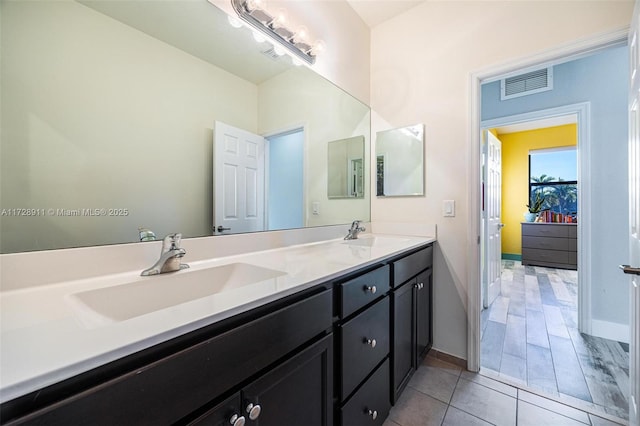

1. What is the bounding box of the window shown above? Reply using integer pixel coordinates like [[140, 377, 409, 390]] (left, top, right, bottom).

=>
[[529, 148, 577, 215]]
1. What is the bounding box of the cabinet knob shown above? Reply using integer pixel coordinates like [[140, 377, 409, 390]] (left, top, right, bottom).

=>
[[366, 409, 378, 420], [364, 337, 377, 348], [364, 285, 377, 294], [245, 403, 261, 420], [229, 414, 246, 426], [418, 282, 424, 290]]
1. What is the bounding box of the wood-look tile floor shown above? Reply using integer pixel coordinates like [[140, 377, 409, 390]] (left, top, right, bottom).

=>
[[480, 261, 629, 422], [383, 353, 627, 426]]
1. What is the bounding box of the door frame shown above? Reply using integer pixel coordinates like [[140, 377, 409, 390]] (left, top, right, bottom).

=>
[[466, 28, 628, 372], [481, 103, 590, 326]]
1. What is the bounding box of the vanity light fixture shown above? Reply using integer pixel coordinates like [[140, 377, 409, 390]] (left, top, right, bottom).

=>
[[230, 0, 322, 64]]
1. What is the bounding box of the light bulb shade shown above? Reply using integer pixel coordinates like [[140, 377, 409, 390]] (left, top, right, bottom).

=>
[[293, 26, 308, 44], [310, 39, 326, 56], [245, 0, 266, 12], [270, 8, 288, 29], [227, 15, 243, 28], [252, 31, 266, 43]]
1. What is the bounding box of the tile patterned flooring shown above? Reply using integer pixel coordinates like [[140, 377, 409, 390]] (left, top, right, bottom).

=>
[[383, 354, 627, 426], [381, 261, 630, 426]]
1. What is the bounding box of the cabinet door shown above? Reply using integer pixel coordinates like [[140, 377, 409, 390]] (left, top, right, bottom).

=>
[[415, 268, 432, 362], [241, 335, 333, 426], [392, 280, 415, 403]]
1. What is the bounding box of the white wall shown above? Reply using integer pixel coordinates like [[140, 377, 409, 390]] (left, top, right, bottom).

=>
[[371, 1, 633, 359], [0, 1, 257, 253]]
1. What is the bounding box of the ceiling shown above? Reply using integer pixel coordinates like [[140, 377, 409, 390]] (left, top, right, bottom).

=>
[[346, 0, 425, 27]]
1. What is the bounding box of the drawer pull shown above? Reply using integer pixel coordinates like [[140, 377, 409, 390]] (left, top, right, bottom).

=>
[[364, 285, 377, 294], [364, 337, 377, 348], [245, 403, 261, 420], [366, 409, 378, 420], [229, 414, 246, 426]]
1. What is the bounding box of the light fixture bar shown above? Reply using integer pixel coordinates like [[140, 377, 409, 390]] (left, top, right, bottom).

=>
[[230, 0, 316, 64]]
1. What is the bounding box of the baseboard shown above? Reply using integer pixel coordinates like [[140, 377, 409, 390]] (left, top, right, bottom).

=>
[[501, 253, 522, 261], [590, 319, 629, 343], [429, 348, 467, 370]]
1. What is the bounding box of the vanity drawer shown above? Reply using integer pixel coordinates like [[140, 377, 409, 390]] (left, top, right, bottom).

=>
[[341, 359, 390, 426], [12, 289, 333, 425], [339, 265, 390, 319], [340, 296, 390, 399], [393, 245, 433, 287]]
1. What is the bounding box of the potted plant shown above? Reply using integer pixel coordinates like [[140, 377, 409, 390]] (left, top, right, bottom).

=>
[[524, 192, 545, 222]]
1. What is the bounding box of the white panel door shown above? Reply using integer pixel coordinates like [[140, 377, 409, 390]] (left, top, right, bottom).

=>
[[483, 130, 504, 308], [626, 5, 640, 424], [214, 121, 265, 234]]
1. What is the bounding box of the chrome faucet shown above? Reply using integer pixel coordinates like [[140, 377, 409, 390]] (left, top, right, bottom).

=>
[[141, 233, 190, 276], [344, 220, 366, 240]]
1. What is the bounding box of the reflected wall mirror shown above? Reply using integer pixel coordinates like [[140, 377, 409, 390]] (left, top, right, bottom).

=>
[[0, 0, 371, 253], [327, 136, 365, 199], [376, 124, 425, 197]]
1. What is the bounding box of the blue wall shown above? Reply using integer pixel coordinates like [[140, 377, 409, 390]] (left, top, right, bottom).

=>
[[482, 45, 630, 331], [267, 131, 304, 230]]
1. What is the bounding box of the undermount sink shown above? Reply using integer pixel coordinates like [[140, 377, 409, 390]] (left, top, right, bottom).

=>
[[342, 236, 410, 247], [69, 263, 286, 322]]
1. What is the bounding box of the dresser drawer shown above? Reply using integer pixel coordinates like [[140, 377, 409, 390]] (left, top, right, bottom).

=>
[[340, 297, 390, 399], [339, 265, 390, 319], [341, 359, 390, 426], [568, 251, 577, 265], [393, 245, 433, 287], [522, 236, 568, 251], [568, 225, 577, 238], [522, 223, 569, 238], [522, 248, 569, 264], [568, 238, 577, 252]]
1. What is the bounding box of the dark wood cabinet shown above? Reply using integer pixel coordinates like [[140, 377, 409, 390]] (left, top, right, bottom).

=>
[[191, 335, 333, 426], [416, 268, 433, 360], [390, 246, 433, 403], [392, 280, 414, 398], [2, 242, 435, 426]]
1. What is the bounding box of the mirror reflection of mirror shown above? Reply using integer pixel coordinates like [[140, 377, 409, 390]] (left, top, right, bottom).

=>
[[0, 0, 371, 253], [376, 124, 425, 197], [327, 136, 365, 199]]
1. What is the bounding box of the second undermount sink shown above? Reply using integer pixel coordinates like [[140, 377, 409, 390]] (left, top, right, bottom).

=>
[[342, 236, 410, 248], [70, 263, 286, 322]]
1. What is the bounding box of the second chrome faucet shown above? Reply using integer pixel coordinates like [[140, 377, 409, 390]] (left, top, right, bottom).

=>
[[141, 233, 190, 276], [344, 220, 366, 240]]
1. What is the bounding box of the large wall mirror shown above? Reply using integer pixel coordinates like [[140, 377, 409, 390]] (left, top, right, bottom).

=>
[[376, 124, 424, 197], [0, 0, 370, 253]]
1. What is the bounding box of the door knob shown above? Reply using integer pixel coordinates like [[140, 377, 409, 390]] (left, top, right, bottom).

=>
[[619, 264, 640, 275], [217, 225, 231, 232], [498, 223, 505, 229]]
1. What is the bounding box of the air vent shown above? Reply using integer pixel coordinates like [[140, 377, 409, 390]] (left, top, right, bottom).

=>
[[260, 47, 280, 61], [501, 67, 553, 100]]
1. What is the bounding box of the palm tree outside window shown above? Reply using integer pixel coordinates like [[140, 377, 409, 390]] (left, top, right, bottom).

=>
[[529, 148, 578, 215]]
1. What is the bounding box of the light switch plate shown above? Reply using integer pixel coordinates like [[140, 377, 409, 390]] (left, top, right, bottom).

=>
[[312, 202, 320, 215], [443, 200, 455, 217]]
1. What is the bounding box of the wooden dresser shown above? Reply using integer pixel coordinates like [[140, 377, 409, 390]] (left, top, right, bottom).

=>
[[521, 222, 577, 270]]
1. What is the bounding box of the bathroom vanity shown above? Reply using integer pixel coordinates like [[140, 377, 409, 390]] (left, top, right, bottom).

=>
[[0, 236, 434, 425]]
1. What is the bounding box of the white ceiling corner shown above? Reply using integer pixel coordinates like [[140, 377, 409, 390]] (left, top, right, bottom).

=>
[[346, 0, 425, 28]]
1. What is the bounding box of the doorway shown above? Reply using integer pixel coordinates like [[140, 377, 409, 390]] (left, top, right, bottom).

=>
[[476, 49, 631, 418], [265, 128, 305, 231]]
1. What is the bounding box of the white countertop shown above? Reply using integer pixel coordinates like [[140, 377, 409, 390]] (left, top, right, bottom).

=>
[[0, 233, 435, 403]]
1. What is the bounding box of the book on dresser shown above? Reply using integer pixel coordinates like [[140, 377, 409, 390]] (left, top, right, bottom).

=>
[[521, 222, 577, 270]]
